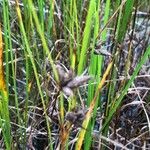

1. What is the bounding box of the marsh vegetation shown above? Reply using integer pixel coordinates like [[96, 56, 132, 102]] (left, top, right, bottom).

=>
[[0, 0, 150, 149]]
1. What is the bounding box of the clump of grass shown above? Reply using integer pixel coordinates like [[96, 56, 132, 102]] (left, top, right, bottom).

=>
[[0, 0, 150, 149]]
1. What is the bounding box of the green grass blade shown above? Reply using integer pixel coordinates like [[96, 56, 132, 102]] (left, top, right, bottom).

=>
[[0, 24, 11, 150], [15, 2, 53, 149], [101, 44, 150, 132], [27, 0, 58, 82], [77, 0, 96, 75]]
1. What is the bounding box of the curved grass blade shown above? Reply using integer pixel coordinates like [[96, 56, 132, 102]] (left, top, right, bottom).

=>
[[15, 1, 53, 149]]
